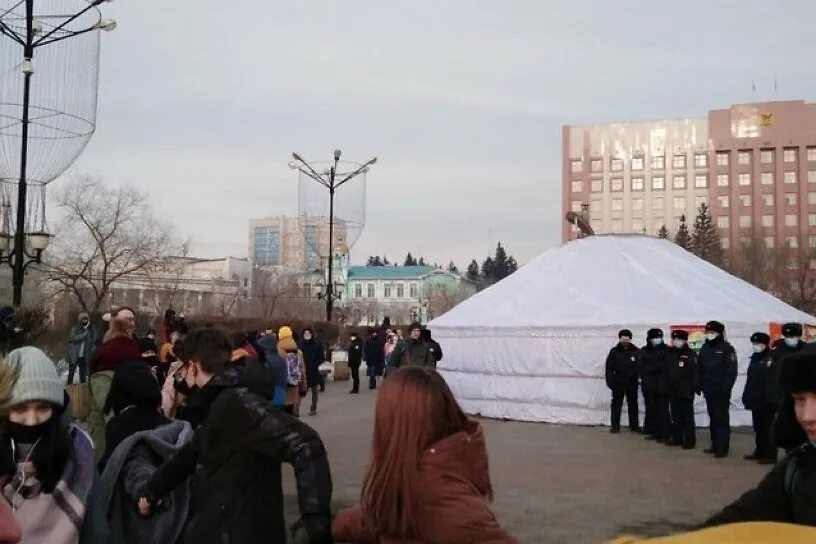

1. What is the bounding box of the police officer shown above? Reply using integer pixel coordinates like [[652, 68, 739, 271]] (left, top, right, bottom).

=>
[[741, 332, 778, 464], [665, 329, 697, 449], [604, 329, 640, 433], [698, 320, 738, 458], [639, 328, 670, 442], [771, 322, 808, 452]]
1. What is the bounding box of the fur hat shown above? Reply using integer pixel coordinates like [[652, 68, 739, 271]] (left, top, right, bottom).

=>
[[671, 330, 689, 341], [618, 329, 633, 339], [750, 332, 771, 345], [6, 347, 64, 407], [780, 350, 816, 393], [646, 328, 663, 341], [783, 323, 804, 338], [705, 321, 725, 335]]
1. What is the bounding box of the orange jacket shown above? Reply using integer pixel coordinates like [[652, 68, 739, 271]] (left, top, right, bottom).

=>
[[609, 522, 816, 544]]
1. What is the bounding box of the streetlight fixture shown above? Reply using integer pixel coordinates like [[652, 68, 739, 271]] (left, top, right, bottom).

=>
[[290, 150, 376, 321], [0, 0, 114, 305]]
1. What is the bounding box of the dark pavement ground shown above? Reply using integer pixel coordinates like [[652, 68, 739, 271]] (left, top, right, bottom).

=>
[[283, 381, 769, 543]]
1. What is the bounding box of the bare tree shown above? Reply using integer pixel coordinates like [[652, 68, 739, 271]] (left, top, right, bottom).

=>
[[43, 175, 177, 312], [425, 284, 472, 321]]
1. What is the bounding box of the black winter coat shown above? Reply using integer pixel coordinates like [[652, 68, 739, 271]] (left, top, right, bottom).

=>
[[769, 340, 806, 405], [605, 343, 640, 390], [741, 348, 776, 410], [665, 345, 697, 399], [347, 338, 363, 367], [363, 335, 384, 367], [639, 343, 668, 395], [704, 443, 816, 527], [698, 336, 738, 395], [300, 338, 325, 386], [425, 338, 443, 364], [182, 387, 333, 544]]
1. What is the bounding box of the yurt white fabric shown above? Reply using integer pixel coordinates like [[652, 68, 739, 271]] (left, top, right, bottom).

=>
[[431, 235, 816, 426]]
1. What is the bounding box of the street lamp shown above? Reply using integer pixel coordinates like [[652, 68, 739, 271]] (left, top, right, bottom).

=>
[[290, 150, 376, 321], [0, 0, 114, 305]]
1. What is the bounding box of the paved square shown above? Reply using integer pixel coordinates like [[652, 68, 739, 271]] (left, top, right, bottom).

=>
[[284, 381, 768, 543]]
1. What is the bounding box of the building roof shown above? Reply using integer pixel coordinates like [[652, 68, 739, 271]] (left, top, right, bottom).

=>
[[347, 266, 439, 280]]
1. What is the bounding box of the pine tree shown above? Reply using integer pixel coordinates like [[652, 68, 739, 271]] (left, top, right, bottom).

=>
[[447, 261, 459, 273], [481, 256, 495, 285], [674, 215, 691, 250], [658, 225, 669, 239], [492, 242, 510, 282], [418, 257, 427, 267], [507, 256, 518, 275], [383, 255, 390, 265], [691, 203, 723, 266], [404, 253, 418, 266], [466, 260, 480, 283]]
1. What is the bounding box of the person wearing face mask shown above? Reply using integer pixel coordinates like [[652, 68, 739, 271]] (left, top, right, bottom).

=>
[[0, 347, 95, 544], [605, 330, 641, 434], [66, 312, 97, 385], [639, 328, 670, 442], [697, 321, 738, 459], [665, 330, 698, 449], [741, 332, 778, 465], [702, 350, 816, 527]]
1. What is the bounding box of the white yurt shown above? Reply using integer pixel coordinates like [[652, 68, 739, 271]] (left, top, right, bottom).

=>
[[431, 234, 816, 426]]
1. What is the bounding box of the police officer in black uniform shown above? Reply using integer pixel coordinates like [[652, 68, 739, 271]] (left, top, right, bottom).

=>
[[604, 329, 640, 433], [698, 320, 738, 458], [741, 332, 778, 464], [639, 328, 670, 442], [665, 329, 697, 449], [770, 322, 808, 452]]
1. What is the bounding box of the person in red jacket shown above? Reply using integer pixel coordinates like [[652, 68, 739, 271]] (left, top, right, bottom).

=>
[[332, 366, 516, 543]]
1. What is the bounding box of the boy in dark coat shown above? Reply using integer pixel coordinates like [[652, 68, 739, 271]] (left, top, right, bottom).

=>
[[604, 329, 640, 433], [704, 350, 816, 527], [665, 330, 697, 448], [698, 320, 738, 458], [639, 328, 670, 442], [742, 332, 779, 464]]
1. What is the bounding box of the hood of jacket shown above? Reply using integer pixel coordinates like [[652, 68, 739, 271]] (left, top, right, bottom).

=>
[[419, 419, 492, 498], [77, 311, 90, 324], [277, 336, 299, 355], [104, 361, 162, 415]]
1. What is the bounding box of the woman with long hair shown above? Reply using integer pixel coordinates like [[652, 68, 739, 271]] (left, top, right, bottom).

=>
[[0, 347, 95, 544], [333, 366, 516, 543]]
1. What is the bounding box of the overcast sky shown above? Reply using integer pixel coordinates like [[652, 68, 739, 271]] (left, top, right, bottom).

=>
[[64, 0, 816, 268]]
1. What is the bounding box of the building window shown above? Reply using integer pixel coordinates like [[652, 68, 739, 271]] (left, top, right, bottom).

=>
[[717, 216, 730, 228], [611, 198, 624, 211], [673, 196, 686, 210], [695, 174, 708, 188], [717, 152, 729, 167], [651, 155, 665, 170], [717, 195, 730, 208], [785, 214, 798, 227], [673, 176, 686, 190], [396, 284, 404, 298], [591, 179, 603, 192], [785, 193, 798, 206], [571, 160, 583, 173], [739, 215, 752, 228], [652, 197, 664, 211], [761, 149, 774, 164], [591, 159, 604, 173], [761, 214, 774, 227], [740, 236, 752, 248], [762, 193, 775, 207], [738, 173, 752, 186], [717, 173, 729, 187], [765, 236, 775, 249], [810, 215, 816, 227], [784, 148, 798, 163], [694, 153, 708, 168], [739, 194, 752, 207], [785, 171, 798, 184], [632, 157, 644, 171], [610, 220, 623, 233], [761, 172, 774, 185], [652, 176, 665, 190], [384, 284, 392, 298], [367, 284, 375, 298], [720, 237, 730, 249], [410, 284, 418, 298], [809, 171, 816, 184], [788, 236, 799, 249], [673, 154, 686, 169], [632, 198, 643, 211], [611, 158, 624, 172], [632, 219, 644, 233], [695, 195, 707, 209], [571, 180, 583, 192], [354, 284, 363, 298], [631, 177, 644, 191], [738, 151, 752, 165], [810, 235, 816, 247], [808, 147, 816, 162], [611, 178, 624, 192], [809, 192, 816, 205]]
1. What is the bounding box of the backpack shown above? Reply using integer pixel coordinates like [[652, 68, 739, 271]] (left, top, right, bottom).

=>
[[285, 351, 302, 386]]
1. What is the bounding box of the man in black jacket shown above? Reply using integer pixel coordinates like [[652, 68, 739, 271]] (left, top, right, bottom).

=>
[[421, 328, 443, 365], [742, 332, 779, 464], [363, 328, 385, 390], [347, 331, 364, 394], [698, 320, 738, 458], [604, 329, 640, 433], [639, 328, 670, 442], [704, 350, 816, 527], [771, 322, 809, 452], [665, 330, 697, 449]]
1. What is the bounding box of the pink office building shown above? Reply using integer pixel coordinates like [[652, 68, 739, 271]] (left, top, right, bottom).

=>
[[562, 100, 816, 259]]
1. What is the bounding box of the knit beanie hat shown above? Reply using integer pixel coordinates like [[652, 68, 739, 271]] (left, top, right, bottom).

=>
[[6, 347, 64, 407], [278, 326, 293, 340]]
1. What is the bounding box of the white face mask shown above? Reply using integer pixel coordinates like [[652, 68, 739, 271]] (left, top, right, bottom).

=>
[[705, 333, 718, 342], [752, 344, 766, 353], [672, 339, 686, 349], [650, 338, 663, 347], [784, 337, 800, 348]]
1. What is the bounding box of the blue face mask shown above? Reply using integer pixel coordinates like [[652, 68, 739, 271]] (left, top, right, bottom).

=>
[[650, 338, 663, 346], [784, 338, 800, 348]]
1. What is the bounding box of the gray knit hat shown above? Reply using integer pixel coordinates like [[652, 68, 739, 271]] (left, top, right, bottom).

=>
[[6, 347, 64, 407]]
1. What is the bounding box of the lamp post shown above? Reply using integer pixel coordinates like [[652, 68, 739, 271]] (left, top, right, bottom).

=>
[[0, 0, 114, 305], [290, 150, 376, 321]]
